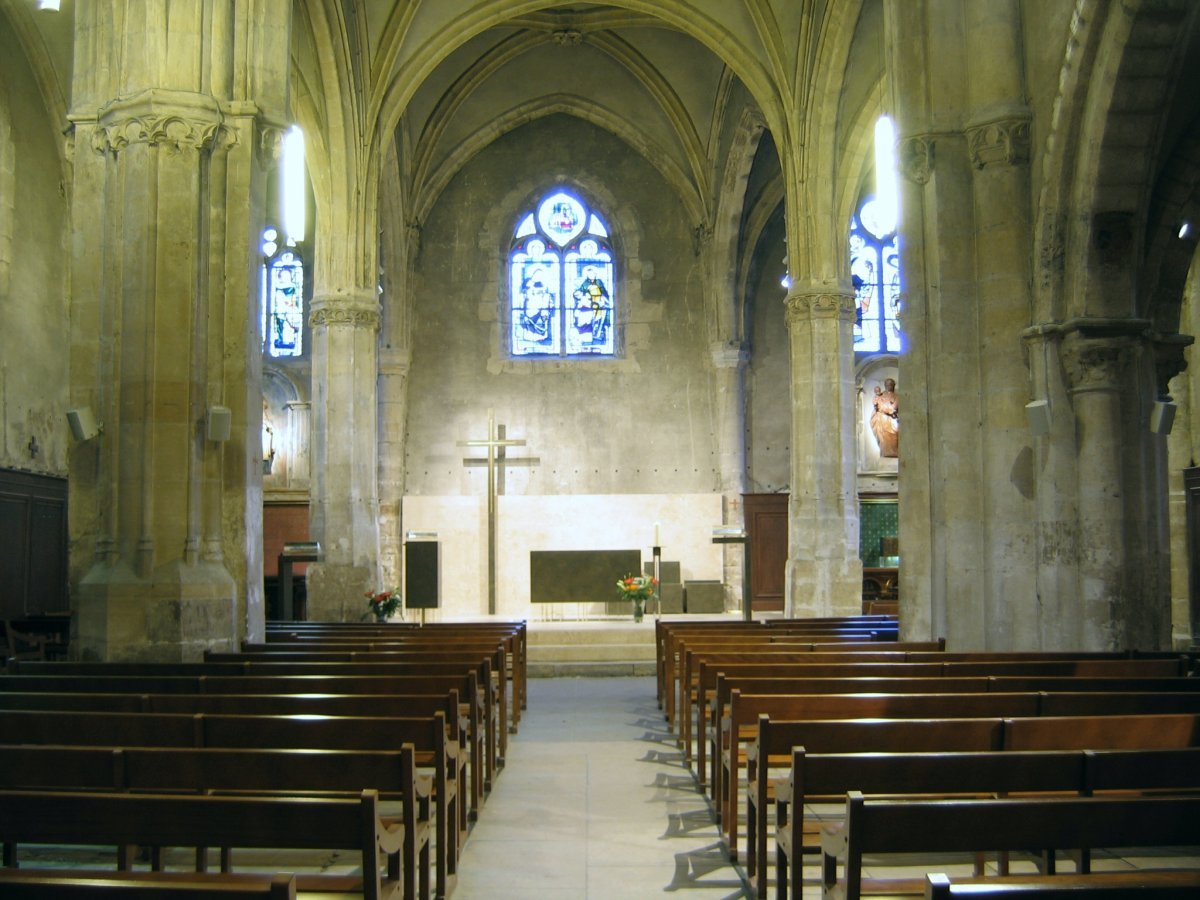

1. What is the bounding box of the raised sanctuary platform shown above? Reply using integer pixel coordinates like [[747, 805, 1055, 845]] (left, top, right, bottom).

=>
[[526, 614, 744, 677]]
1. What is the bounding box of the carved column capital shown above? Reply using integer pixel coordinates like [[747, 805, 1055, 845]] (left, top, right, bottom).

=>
[[92, 90, 236, 155], [966, 115, 1031, 169], [784, 291, 856, 326], [309, 290, 382, 332], [899, 134, 936, 184], [257, 122, 287, 167], [1060, 334, 1137, 395]]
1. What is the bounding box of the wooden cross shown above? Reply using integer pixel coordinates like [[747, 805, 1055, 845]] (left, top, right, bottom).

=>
[[458, 409, 539, 614]]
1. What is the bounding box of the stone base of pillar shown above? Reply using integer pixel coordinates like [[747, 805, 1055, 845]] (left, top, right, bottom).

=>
[[74, 561, 237, 662], [784, 557, 864, 619], [305, 563, 375, 622]]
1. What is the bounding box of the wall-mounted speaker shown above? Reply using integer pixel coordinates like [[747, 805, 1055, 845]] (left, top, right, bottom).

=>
[[206, 405, 232, 442], [1025, 400, 1051, 437], [1150, 400, 1177, 435], [66, 406, 101, 442]]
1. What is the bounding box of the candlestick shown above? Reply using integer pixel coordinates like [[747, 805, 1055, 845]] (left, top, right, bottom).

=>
[[654, 522, 660, 546]]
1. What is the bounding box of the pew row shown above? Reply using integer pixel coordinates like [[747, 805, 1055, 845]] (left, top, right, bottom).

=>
[[0, 871, 298, 899], [923, 870, 1200, 899], [0, 743, 433, 898], [0, 789, 411, 900], [0, 709, 459, 900], [820, 792, 1200, 900], [768, 745, 1200, 900]]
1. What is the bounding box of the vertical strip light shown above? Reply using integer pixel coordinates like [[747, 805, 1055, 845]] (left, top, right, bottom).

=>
[[282, 126, 306, 246], [874, 115, 899, 234]]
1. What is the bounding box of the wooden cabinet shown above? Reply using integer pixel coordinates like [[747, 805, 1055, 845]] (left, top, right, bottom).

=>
[[743, 493, 788, 612]]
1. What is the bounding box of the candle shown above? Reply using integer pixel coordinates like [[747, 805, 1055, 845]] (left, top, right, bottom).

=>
[[654, 523, 660, 546]]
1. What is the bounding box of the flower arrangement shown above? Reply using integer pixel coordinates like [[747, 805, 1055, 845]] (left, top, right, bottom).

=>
[[616, 573, 657, 622], [365, 589, 401, 622]]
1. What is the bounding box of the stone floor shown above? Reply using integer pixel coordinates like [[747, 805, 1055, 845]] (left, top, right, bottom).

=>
[[452, 675, 751, 899]]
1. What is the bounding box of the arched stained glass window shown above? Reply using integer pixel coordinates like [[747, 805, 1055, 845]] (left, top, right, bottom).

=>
[[509, 190, 615, 357], [850, 195, 902, 354], [260, 226, 305, 358]]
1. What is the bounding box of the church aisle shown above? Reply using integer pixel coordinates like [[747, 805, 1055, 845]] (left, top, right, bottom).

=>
[[451, 676, 752, 899]]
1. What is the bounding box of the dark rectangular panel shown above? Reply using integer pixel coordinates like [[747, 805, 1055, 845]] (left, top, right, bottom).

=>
[[405, 541, 440, 609], [530, 549, 641, 603], [0, 492, 30, 619], [29, 498, 67, 612]]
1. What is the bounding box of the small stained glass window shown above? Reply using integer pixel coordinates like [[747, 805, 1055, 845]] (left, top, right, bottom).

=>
[[850, 196, 902, 354], [510, 190, 615, 357], [261, 226, 305, 358]]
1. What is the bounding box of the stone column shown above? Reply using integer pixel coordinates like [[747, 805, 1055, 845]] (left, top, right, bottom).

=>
[[963, 0, 1036, 649], [1060, 332, 1138, 649], [66, 2, 289, 659], [284, 400, 311, 488], [783, 288, 862, 616], [711, 340, 749, 610], [379, 346, 411, 593], [305, 291, 383, 621]]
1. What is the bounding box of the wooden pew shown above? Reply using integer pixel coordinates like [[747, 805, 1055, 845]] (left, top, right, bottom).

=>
[[0, 789, 410, 900], [768, 747, 1086, 900], [720, 692, 1045, 858], [654, 617, 898, 713], [0, 670, 492, 803], [676, 642, 946, 753], [228, 634, 523, 732], [768, 744, 1200, 899], [819, 792, 1200, 900], [724, 694, 1200, 864], [701, 657, 1192, 800], [202, 645, 513, 749], [696, 669, 1200, 790], [685, 653, 1189, 753], [0, 709, 459, 900], [762, 719, 1200, 900], [924, 871, 1200, 899], [264, 621, 528, 715], [0, 744, 431, 899], [12, 659, 505, 780], [0, 688, 482, 825], [0, 871, 298, 898]]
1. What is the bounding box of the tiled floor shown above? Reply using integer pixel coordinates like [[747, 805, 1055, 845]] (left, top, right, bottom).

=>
[[452, 675, 752, 899]]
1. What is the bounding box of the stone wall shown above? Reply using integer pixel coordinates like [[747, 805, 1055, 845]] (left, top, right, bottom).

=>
[[403, 114, 719, 498], [0, 22, 68, 476]]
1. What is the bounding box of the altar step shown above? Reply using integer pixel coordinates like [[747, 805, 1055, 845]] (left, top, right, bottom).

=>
[[526, 620, 657, 677]]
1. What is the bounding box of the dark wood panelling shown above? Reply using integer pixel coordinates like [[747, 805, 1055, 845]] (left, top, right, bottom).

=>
[[743, 493, 788, 612], [0, 469, 68, 619]]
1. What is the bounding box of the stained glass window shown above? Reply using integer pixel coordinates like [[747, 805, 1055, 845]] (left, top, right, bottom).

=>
[[850, 196, 902, 354], [510, 190, 615, 357], [261, 226, 305, 358]]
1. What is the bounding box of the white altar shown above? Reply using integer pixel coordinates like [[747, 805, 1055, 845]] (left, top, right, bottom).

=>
[[400, 493, 724, 619]]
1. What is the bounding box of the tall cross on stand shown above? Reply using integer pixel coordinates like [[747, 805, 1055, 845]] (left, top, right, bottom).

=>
[[458, 410, 539, 614]]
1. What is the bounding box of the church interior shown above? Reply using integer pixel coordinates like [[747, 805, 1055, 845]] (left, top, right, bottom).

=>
[[2, 0, 1199, 655], [3, 0, 1200, 895]]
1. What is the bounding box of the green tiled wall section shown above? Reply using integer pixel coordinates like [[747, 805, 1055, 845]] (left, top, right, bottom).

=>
[[859, 500, 898, 566]]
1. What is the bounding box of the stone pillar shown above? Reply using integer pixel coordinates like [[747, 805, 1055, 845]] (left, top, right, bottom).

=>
[[711, 341, 749, 610], [963, 0, 1036, 649], [379, 346, 411, 593], [1060, 332, 1138, 649], [66, 2, 290, 660], [284, 400, 311, 488], [305, 290, 382, 620], [783, 288, 862, 617]]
